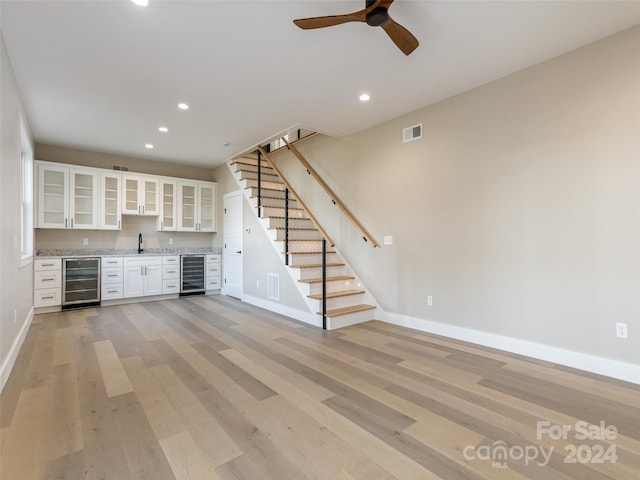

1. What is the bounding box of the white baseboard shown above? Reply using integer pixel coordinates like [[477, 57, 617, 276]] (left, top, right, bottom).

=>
[[379, 310, 639, 385], [242, 294, 322, 328], [0, 306, 34, 394]]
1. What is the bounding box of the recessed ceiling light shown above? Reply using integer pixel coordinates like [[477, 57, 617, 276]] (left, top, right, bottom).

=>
[[145, 144, 154, 149], [177, 103, 189, 110], [359, 93, 370, 102], [131, 0, 149, 6], [158, 126, 168, 133]]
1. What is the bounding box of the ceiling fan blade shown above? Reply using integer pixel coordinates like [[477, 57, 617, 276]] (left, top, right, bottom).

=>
[[381, 16, 419, 55], [293, 11, 368, 30]]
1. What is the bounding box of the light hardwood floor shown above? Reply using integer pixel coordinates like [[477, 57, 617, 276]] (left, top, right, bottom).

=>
[[1, 295, 638, 479]]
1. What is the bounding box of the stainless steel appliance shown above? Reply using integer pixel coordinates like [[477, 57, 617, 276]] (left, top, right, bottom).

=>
[[62, 258, 101, 309], [180, 254, 205, 295]]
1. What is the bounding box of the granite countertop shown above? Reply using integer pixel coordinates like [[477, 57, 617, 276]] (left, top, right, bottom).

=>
[[35, 247, 222, 258]]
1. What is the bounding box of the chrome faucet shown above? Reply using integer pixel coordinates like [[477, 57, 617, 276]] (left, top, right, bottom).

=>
[[138, 233, 144, 254]]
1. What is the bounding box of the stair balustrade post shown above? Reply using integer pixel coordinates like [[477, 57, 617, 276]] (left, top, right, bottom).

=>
[[285, 188, 289, 266], [322, 237, 327, 330], [257, 150, 262, 217]]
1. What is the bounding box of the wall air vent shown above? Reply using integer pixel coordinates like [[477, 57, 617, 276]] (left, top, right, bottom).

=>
[[267, 273, 280, 301], [403, 123, 422, 143], [112, 165, 129, 171]]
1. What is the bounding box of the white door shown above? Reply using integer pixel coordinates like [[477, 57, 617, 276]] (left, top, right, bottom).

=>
[[223, 191, 243, 299]]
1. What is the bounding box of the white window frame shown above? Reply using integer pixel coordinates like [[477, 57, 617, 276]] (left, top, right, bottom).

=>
[[19, 116, 33, 267]]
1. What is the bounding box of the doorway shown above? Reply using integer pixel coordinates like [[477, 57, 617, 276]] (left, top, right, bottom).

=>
[[223, 191, 243, 299]]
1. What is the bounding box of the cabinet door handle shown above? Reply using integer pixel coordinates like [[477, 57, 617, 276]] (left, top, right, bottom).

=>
[[41, 296, 54, 300], [161, 221, 163, 230], [42, 263, 54, 267], [118, 220, 121, 229], [107, 290, 117, 294], [71, 218, 74, 228], [145, 266, 148, 275], [107, 274, 118, 278], [65, 218, 68, 228], [142, 205, 145, 214], [42, 278, 55, 281], [141, 266, 143, 275]]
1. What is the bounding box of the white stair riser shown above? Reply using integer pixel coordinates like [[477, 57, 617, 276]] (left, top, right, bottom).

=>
[[235, 165, 277, 176], [288, 253, 340, 266], [327, 308, 376, 330], [246, 187, 290, 200], [259, 206, 307, 219], [248, 196, 300, 209], [232, 157, 269, 168], [282, 241, 327, 253], [291, 266, 349, 281], [312, 293, 366, 311], [243, 178, 285, 191], [267, 217, 314, 229], [306, 279, 354, 296], [239, 171, 281, 183], [273, 229, 323, 241]]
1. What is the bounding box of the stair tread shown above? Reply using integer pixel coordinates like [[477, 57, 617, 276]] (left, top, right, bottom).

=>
[[319, 304, 376, 317], [277, 239, 324, 242], [258, 205, 304, 211], [299, 276, 354, 284], [289, 263, 345, 269], [250, 194, 296, 201], [308, 289, 364, 300], [245, 186, 286, 193]]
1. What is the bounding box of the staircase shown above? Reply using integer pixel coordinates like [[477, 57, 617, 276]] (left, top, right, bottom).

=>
[[229, 154, 377, 329]]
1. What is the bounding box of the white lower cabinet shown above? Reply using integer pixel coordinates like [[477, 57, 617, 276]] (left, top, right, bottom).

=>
[[34, 258, 62, 308], [102, 257, 124, 300], [162, 255, 180, 294], [206, 254, 221, 291], [123, 256, 163, 298]]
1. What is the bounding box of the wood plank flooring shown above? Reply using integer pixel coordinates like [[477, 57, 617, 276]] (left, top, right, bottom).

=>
[[1, 295, 638, 479]]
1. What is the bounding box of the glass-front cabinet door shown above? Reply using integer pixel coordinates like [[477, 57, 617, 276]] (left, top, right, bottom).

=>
[[122, 175, 141, 215], [178, 182, 197, 231], [38, 163, 69, 228], [142, 178, 159, 215], [100, 172, 121, 230], [198, 183, 215, 232], [69, 168, 98, 229], [158, 180, 176, 231]]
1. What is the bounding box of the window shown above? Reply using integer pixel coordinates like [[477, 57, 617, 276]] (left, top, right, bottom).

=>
[[19, 118, 33, 265]]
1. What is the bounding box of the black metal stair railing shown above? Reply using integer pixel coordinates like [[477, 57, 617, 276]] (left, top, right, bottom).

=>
[[255, 146, 330, 329]]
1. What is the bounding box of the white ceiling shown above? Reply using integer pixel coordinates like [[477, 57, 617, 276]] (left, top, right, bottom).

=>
[[2, 1, 639, 168]]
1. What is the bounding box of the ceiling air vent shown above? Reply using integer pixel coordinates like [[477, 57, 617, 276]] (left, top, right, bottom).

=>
[[112, 165, 129, 171], [403, 123, 422, 143]]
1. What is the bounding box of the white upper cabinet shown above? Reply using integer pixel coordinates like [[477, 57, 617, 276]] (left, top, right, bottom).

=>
[[177, 181, 216, 232], [37, 161, 98, 229], [36, 161, 216, 231], [158, 179, 177, 231], [121, 174, 159, 216], [99, 172, 121, 230]]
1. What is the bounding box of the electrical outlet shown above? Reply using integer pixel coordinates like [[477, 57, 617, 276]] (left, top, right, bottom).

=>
[[256, 279, 260, 288], [169, 237, 173, 245], [13, 309, 17, 324], [83, 238, 89, 245], [615, 323, 628, 339], [427, 296, 433, 306]]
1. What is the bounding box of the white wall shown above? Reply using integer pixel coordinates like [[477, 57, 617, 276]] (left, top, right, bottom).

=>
[[0, 31, 34, 391], [270, 26, 640, 370]]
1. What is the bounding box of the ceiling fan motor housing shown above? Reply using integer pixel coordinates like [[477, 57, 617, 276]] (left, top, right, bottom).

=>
[[366, 7, 389, 26]]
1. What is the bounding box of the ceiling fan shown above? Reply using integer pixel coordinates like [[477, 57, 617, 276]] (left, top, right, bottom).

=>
[[293, 0, 419, 56]]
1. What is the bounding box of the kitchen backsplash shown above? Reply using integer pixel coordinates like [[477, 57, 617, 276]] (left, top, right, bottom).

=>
[[34, 215, 215, 251]]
